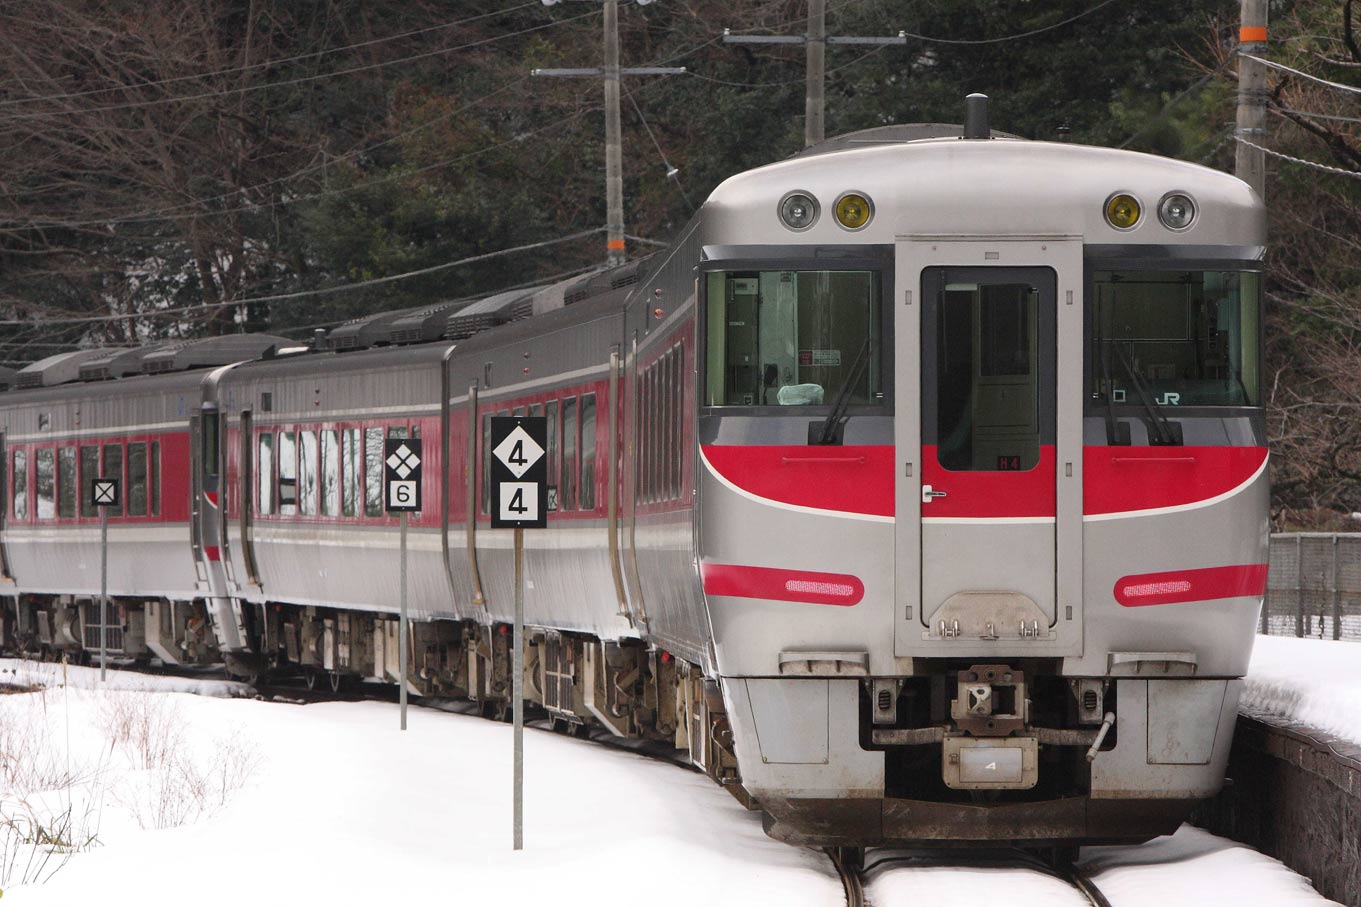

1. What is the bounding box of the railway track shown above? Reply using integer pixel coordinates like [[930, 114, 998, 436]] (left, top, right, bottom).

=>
[[846, 847, 1114, 907]]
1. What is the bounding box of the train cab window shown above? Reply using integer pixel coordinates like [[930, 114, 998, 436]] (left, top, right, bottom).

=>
[[258, 434, 275, 515], [935, 282, 1042, 472], [279, 431, 298, 516], [1090, 270, 1262, 408], [561, 397, 577, 511], [321, 430, 340, 517], [105, 444, 125, 517], [150, 441, 160, 516], [341, 429, 360, 517], [36, 449, 54, 519], [363, 428, 383, 517], [12, 449, 26, 521], [705, 270, 881, 407], [79, 446, 100, 518], [580, 394, 596, 511], [57, 448, 76, 518], [128, 443, 148, 517], [298, 431, 318, 516]]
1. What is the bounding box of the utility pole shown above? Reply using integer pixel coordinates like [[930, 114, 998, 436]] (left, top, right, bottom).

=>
[[1234, 0, 1268, 198], [725, 5, 905, 147], [535, 0, 684, 267]]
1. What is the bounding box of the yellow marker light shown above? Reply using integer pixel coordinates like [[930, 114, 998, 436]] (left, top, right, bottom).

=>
[[1104, 193, 1141, 230], [835, 193, 873, 230]]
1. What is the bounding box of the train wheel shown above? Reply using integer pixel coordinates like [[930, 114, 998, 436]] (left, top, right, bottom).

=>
[[328, 672, 345, 694], [304, 668, 320, 691]]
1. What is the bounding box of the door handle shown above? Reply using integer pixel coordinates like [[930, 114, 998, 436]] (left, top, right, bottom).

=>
[[922, 485, 947, 503]]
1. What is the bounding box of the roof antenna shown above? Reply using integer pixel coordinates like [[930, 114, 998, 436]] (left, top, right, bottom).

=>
[[963, 93, 990, 140]]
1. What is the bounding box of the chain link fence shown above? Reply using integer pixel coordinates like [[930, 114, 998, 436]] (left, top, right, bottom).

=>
[[1264, 533, 1361, 640]]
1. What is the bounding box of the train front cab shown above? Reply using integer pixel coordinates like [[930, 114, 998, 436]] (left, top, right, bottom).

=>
[[699, 226, 1266, 846]]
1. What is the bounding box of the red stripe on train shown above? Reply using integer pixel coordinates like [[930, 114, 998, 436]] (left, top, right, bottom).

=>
[[1114, 563, 1268, 607], [701, 445, 895, 516], [700, 562, 864, 606], [1084, 446, 1266, 515]]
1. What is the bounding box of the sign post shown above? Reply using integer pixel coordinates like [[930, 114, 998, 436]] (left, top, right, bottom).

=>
[[91, 477, 119, 682], [490, 416, 547, 852], [383, 437, 422, 731]]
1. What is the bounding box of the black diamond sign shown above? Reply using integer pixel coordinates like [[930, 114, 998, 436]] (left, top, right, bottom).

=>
[[490, 417, 547, 529], [384, 438, 422, 513], [91, 477, 119, 508]]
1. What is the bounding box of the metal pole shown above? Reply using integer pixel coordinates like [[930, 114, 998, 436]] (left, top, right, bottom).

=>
[[513, 526, 524, 850], [1234, 0, 1268, 198], [100, 505, 108, 681], [804, 0, 825, 147], [1295, 534, 1304, 638], [604, 0, 625, 267], [1333, 534, 1342, 641], [399, 511, 408, 730]]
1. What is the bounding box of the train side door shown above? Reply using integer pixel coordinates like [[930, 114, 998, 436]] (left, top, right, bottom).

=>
[[895, 241, 1083, 659]]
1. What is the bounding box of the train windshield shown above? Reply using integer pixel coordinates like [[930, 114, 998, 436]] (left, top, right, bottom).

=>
[[704, 269, 881, 407], [1090, 269, 1261, 407]]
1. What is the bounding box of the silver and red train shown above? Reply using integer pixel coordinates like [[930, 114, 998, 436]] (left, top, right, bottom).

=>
[[0, 104, 1268, 848]]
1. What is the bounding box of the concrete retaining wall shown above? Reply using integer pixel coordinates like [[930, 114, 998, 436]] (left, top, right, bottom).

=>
[[1194, 710, 1361, 906]]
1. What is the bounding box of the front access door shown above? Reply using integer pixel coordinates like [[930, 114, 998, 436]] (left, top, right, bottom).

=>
[[918, 267, 1057, 638]]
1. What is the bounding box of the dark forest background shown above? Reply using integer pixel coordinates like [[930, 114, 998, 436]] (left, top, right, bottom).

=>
[[0, 0, 1357, 527]]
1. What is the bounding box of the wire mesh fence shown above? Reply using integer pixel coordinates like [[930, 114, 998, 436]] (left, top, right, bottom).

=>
[[1264, 533, 1361, 641]]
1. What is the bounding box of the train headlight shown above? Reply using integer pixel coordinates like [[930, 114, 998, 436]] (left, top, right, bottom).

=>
[[834, 192, 873, 230], [1158, 193, 1197, 230], [1104, 193, 1141, 230], [779, 191, 819, 231]]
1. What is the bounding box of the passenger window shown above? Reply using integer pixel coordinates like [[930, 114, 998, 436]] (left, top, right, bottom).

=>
[[480, 413, 492, 516], [561, 397, 577, 511], [298, 431, 318, 515], [580, 394, 596, 511], [105, 444, 124, 517], [364, 427, 383, 517], [321, 430, 339, 516], [150, 441, 160, 516], [12, 449, 26, 521], [279, 431, 298, 515], [389, 426, 408, 440], [258, 434, 275, 515], [529, 403, 543, 418], [545, 401, 558, 507], [341, 429, 360, 517], [36, 449, 54, 519], [79, 446, 99, 517], [57, 448, 76, 518], [705, 270, 881, 407], [127, 443, 147, 517]]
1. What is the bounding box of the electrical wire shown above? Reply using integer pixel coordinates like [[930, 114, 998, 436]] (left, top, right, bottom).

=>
[[1118, 51, 1237, 149], [0, 229, 606, 328], [899, 0, 1124, 46], [1276, 107, 1361, 126], [0, 3, 542, 109], [1239, 53, 1361, 96], [0, 10, 601, 122], [622, 86, 694, 213], [1234, 135, 1361, 180]]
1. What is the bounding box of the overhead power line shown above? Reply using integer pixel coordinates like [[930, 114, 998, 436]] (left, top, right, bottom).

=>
[[899, 0, 1124, 46], [1233, 136, 1361, 180], [0, 3, 542, 109], [0, 229, 606, 327], [1239, 52, 1361, 96], [0, 10, 600, 122]]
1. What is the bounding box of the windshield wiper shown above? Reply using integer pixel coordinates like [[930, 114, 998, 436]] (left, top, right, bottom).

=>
[[1111, 342, 1182, 446], [812, 335, 872, 445]]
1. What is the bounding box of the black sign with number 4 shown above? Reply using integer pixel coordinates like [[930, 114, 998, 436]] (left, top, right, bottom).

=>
[[490, 416, 548, 529]]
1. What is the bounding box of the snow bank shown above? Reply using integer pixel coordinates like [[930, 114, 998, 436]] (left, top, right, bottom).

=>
[[1242, 636, 1361, 747], [0, 657, 249, 698]]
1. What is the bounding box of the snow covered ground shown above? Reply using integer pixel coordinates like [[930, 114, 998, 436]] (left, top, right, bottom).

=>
[[1242, 635, 1361, 747], [0, 652, 1346, 906]]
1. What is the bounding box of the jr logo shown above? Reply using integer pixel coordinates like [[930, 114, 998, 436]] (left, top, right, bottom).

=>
[[1155, 392, 1181, 405]]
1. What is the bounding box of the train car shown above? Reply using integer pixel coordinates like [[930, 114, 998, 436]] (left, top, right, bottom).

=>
[[0, 98, 1267, 850]]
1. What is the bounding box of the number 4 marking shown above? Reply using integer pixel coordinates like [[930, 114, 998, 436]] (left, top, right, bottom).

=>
[[509, 440, 527, 467], [509, 487, 527, 513]]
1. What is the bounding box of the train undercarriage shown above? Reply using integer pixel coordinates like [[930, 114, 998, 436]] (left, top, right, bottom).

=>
[[0, 592, 1208, 848]]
